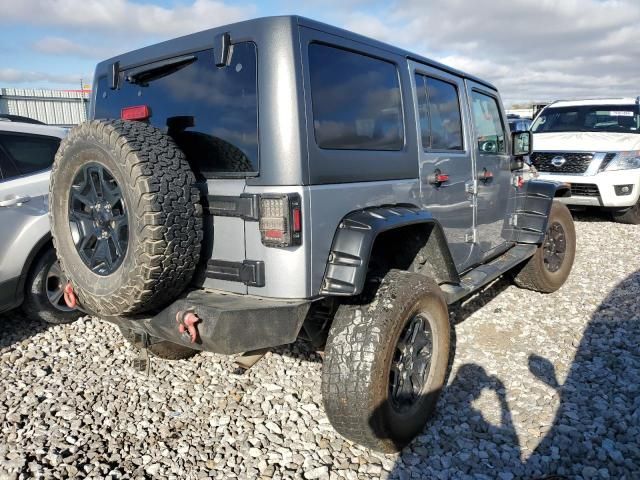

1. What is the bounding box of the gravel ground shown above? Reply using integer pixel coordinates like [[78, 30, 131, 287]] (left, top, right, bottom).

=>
[[1, 211, 639, 479]]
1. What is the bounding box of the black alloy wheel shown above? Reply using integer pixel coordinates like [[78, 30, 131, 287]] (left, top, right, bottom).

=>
[[45, 260, 74, 312], [542, 222, 566, 273], [68, 163, 128, 276], [389, 313, 434, 412]]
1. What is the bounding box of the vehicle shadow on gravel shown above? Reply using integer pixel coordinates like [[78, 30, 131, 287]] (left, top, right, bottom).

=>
[[570, 208, 614, 223], [387, 270, 640, 479], [0, 313, 51, 350]]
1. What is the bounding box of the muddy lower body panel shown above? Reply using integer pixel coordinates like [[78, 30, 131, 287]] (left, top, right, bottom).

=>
[[106, 289, 311, 355]]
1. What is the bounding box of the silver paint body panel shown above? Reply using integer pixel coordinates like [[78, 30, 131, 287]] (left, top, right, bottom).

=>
[[89, 16, 519, 301]]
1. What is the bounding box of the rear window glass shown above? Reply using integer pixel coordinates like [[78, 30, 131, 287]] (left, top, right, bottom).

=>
[[308, 43, 404, 151], [94, 42, 258, 177], [415, 74, 463, 150], [0, 133, 60, 177]]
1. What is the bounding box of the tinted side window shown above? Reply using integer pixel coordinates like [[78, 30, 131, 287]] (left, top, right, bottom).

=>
[[309, 44, 403, 151], [470, 91, 506, 154], [415, 74, 464, 151], [0, 134, 60, 177], [95, 42, 258, 177]]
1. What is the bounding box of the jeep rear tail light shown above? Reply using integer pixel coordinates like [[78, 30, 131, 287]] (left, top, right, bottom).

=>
[[121, 105, 150, 121], [259, 194, 302, 247]]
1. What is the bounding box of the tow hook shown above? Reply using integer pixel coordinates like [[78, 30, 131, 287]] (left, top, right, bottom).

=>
[[63, 282, 77, 309], [176, 310, 200, 344]]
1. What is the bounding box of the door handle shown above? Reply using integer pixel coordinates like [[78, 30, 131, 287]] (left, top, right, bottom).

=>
[[0, 195, 32, 207], [480, 168, 494, 183], [427, 169, 450, 186]]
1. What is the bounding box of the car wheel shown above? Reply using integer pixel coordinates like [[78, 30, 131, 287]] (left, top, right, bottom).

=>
[[321, 270, 451, 453], [612, 198, 640, 225], [118, 326, 197, 360], [512, 201, 576, 293], [22, 248, 79, 324]]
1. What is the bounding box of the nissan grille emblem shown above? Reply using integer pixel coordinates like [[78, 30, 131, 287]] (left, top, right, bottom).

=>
[[551, 156, 567, 167]]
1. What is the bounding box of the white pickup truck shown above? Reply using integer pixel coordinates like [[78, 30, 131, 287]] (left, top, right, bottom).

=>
[[530, 98, 640, 223]]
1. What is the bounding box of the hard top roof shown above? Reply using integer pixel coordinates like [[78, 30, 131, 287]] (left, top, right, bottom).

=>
[[97, 15, 497, 92]]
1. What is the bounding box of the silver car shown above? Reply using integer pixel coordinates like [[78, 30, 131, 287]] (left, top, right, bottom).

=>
[[0, 117, 77, 323]]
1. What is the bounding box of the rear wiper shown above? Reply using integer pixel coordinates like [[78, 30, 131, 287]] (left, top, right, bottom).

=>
[[125, 54, 196, 85]]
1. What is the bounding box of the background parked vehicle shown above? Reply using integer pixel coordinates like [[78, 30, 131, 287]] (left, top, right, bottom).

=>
[[508, 116, 532, 132], [530, 97, 640, 223], [0, 118, 78, 324]]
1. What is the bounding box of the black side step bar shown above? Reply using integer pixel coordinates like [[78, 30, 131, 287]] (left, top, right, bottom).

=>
[[440, 244, 537, 304]]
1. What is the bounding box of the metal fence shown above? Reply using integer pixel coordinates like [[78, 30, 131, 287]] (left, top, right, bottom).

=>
[[0, 88, 89, 127]]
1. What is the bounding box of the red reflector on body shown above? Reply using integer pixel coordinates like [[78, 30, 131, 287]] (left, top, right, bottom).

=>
[[121, 105, 150, 120], [292, 208, 301, 232]]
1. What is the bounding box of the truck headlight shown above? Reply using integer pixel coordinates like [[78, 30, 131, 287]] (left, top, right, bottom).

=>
[[605, 151, 640, 171]]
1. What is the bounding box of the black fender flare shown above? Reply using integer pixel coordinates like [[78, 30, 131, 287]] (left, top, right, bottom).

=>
[[512, 179, 571, 244], [319, 205, 459, 296]]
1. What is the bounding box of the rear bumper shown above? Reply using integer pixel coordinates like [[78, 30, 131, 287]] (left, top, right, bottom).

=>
[[106, 289, 311, 355], [537, 170, 640, 208]]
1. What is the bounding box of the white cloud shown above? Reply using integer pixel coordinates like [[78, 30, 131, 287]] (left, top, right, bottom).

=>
[[2, 0, 256, 37], [32, 37, 114, 59], [318, 0, 640, 105], [0, 68, 84, 85]]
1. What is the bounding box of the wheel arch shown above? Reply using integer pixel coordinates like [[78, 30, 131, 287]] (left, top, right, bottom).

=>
[[319, 205, 459, 296]]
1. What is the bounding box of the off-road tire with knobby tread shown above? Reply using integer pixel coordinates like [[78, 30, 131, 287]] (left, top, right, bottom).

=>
[[612, 198, 640, 225], [118, 326, 197, 360], [512, 202, 575, 293], [49, 120, 202, 317], [322, 270, 450, 453]]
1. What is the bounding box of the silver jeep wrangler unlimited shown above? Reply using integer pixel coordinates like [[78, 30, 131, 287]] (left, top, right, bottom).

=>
[[49, 16, 575, 452]]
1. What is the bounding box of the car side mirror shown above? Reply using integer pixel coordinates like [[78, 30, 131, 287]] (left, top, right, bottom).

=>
[[512, 130, 532, 157]]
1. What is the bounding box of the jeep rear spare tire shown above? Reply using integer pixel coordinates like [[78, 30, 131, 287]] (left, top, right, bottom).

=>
[[49, 120, 202, 317]]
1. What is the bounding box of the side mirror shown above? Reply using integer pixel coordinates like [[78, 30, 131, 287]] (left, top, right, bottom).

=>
[[512, 130, 532, 157]]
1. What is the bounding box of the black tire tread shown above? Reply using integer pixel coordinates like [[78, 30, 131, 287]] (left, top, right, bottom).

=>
[[322, 270, 449, 452], [612, 200, 640, 225], [49, 120, 202, 316], [513, 202, 575, 293]]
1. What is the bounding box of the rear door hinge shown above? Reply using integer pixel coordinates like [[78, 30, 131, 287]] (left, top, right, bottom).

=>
[[465, 179, 478, 195], [465, 228, 477, 243]]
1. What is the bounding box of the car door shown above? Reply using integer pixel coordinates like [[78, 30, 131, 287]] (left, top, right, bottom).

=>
[[411, 62, 476, 271], [0, 133, 57, 286], [466, 82, 512, 258]]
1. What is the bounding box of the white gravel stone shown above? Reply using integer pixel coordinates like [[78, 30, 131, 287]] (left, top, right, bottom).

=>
[[0, 213, 638, 478]]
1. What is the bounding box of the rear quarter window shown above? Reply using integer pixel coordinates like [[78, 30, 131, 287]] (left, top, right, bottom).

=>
[[308, 43, 404, 151], [415, 74, 463, 151], [94, 42, 258, 178]]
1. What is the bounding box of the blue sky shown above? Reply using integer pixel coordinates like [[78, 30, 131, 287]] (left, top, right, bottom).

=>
[[1, 0, 639, 106]]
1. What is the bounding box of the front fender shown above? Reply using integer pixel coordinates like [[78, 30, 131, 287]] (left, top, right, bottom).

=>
[[512, 179, 570, 244]]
